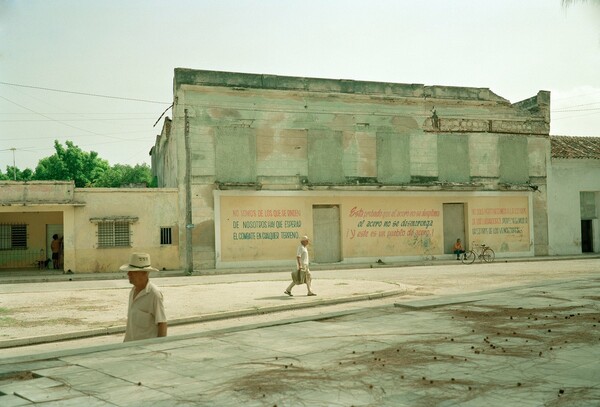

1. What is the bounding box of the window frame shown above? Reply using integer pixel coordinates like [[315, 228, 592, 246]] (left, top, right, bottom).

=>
[[160, 227, 173, 245], [90, 217, 138, 249], [0, 223, 28, 250]]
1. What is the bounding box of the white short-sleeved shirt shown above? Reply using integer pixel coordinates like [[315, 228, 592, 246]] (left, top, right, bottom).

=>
[[124, 282, 167, 342], [297, 244, 309, 267]]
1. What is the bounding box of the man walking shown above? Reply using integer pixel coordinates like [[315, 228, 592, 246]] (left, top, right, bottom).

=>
[[121, 253, 167, 342], [285, 236, 316, 297]]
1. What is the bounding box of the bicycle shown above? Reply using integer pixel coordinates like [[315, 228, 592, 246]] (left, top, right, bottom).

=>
[[462, 242, 495, 264]]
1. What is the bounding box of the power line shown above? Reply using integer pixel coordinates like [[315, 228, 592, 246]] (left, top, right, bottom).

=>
[[553, 107, 600, 113], [552, 90, 600, 102], [0, 81, 171, 105], [0, 112, 159, 115], [0, 95, 102, 136], [553, 101, 600, 109], [0, 118, 156, 122]]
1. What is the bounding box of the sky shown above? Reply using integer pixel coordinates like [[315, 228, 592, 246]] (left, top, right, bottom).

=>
[[1, 0, 599, 171]]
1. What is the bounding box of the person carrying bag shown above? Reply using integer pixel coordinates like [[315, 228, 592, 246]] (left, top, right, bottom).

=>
[[284, 236, 316, 297], [291, 267, 306, 285]]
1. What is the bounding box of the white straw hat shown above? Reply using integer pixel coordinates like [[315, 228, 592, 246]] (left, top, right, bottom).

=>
[[119, 253, 159, 272]]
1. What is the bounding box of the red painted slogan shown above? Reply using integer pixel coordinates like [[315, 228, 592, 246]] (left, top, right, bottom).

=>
[[347, 206, 440, 240]]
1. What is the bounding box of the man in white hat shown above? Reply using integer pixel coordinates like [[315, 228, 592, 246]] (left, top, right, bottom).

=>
[[285, 236, 316, 297], [120, 253, 167, 342]]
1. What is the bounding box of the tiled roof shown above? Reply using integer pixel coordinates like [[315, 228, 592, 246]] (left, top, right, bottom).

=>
[[551, 136, 600, 159]]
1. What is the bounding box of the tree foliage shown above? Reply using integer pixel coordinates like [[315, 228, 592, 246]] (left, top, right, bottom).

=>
[[93, 163, 153, 187], [0, 166, 33, 181], [3, 140, 153, 188], [34, 140, 110, 187]]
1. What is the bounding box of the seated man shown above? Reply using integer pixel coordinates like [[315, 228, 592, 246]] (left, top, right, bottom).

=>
[[453, 238, 465, 260]]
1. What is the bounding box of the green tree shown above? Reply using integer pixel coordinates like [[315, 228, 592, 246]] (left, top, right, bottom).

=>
[[93, 163, 153, 187], [1, 166, 33, 181], [34, 140, 109, 187]]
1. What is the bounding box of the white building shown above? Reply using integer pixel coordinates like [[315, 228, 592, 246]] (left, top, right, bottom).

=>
[[547, 136, 600, 255]]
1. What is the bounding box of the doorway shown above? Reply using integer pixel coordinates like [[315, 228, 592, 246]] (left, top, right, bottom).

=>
[[581, 220, 593, 253], [312, 205, 341, 263], [443, 203, 466, 254]]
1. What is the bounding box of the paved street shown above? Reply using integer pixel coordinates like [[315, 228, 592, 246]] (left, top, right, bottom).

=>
[[0, 258, 599, 406]]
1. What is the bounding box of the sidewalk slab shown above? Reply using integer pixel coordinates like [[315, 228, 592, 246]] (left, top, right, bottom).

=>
[[0, 278, 407, 348], [1, 274, 599, 406]]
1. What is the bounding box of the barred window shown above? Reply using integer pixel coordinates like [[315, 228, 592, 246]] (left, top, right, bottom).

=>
[[0, 224, 27, 250], [97, 221, 131, 248], [160, 227, 172, 245]]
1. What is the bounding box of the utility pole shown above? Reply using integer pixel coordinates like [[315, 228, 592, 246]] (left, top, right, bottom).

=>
[[184, 109, 194, 275], [9, 148, 16, 180]]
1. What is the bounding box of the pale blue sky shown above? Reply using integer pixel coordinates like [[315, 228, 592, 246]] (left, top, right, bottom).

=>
[[1, 0, 599, 170]]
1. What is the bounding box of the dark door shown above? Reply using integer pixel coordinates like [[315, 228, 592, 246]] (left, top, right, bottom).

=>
[[581, 220, 593, 253]]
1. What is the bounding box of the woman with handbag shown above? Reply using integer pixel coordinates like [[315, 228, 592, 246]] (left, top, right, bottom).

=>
[[285, 236, 316, 297]]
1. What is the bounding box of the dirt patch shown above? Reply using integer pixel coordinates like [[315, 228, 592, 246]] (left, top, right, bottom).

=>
[[228, 299, 600, 404], [447, 304, 600, 356], [0, 370, 40, 381], [230, 359, 334, 399]]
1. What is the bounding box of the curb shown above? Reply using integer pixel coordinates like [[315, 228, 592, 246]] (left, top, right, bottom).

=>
[[2, 255, 599, 285], [0, 288, 405, 349]]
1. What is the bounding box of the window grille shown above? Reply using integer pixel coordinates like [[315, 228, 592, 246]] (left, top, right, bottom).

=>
[[160, 227, 172, 245], [0, 225, 9, 250], [0, 224, 27, 250], [97, 221, 131, 247]]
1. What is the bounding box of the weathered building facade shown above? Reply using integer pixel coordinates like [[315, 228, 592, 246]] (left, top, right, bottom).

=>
[[152, 69, 551, 271], [0, 181, 179, 272]]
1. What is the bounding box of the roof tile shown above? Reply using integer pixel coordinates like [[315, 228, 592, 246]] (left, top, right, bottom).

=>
[[550, 136, 600, 159]]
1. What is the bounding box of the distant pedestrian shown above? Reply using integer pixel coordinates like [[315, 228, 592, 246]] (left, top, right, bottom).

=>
[[453, 238, 465, 260], [285, 236, 316, 297], [51, 234, 61, 269], [121, 253, 167, 342]]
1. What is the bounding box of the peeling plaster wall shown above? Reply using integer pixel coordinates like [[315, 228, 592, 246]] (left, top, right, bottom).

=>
[[438, 135, 470, 182], [156, 69, 551, 269], [376, 132, 410, 184], [152, 118, 178, 188], [0, 181, 74, 203]]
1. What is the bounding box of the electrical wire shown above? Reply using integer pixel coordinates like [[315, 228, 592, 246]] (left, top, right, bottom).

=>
[[0, 81, 171, 105], [0, 95, 104, 135]]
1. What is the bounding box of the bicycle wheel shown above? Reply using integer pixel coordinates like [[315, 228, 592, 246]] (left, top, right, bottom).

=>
[[482, 248, 495, 263], [462, 250, 476, 264]]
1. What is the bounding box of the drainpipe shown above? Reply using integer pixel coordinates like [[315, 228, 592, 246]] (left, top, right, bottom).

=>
[[184, 109, 194, 275]]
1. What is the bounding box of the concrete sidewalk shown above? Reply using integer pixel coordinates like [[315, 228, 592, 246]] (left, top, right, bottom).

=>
[[0, 261, 598, 406], [0, 268, 408, 349], [0, 256, 598, 350], [2, 253, 598, 284]]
